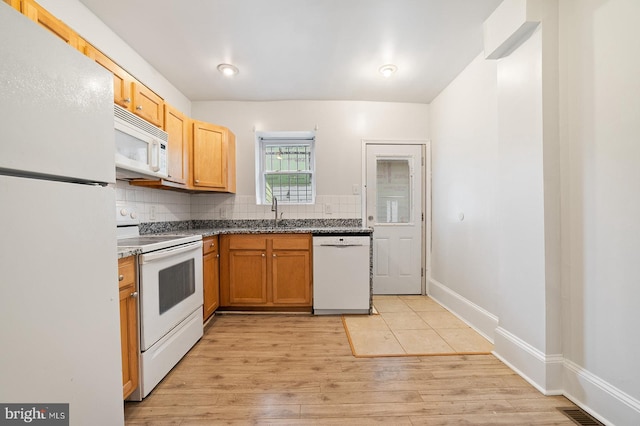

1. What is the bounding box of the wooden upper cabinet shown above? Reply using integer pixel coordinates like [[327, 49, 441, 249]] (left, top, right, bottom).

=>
[[192, 120, 236, 193], [3, 0, 21, 11], [163, 104, 189, 185], [21, 0, 84, 52], [133, 83, 163, 127], [85, 44, 163, 127], [85, 44, 134, 108]]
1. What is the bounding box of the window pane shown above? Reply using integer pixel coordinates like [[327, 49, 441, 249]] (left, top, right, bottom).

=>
[[376, 159, 411, 223], [266, 173, 313, 203], [265, 145, 311, 172]]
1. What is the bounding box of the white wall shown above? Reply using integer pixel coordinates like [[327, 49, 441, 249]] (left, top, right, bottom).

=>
[[429, 0, 640, 424], [428, 53, 500, 339], [191, 101, 429, 220], [560, 0, 640, 423], [37, 0, 191, 114]]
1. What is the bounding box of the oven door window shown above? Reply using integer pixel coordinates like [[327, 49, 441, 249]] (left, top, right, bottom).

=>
[[158, 259, 195, 314], [138, 242, 203, 352]]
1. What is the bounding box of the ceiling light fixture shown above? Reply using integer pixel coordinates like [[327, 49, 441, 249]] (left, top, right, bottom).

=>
[[379, 64, 397, 78], [217, 63, 239, 77]]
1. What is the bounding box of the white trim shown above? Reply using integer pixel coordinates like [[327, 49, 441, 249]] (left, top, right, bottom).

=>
[[427, 277, 498, 342], [493, 327, 563, 395], [563, 359, 640, 426], [425, 278, 640, 425]]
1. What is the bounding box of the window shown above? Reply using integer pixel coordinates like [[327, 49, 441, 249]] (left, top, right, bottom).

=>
[[255, 131, 316, 205]]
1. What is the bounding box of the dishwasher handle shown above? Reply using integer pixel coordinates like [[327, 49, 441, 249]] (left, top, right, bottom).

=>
[[319, 243, 365, 247]]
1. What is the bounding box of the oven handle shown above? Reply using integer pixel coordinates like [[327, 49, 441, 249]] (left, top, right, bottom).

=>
[[140, 241, 202, 264]]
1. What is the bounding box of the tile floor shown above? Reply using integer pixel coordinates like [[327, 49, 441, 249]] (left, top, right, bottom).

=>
[[343, 295, 494, 356]]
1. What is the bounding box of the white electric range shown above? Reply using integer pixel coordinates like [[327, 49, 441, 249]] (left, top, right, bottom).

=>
[[116, 203, 203, 400]]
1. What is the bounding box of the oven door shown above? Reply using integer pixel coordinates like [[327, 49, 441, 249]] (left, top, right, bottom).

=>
[[138, 241, 203, 351]]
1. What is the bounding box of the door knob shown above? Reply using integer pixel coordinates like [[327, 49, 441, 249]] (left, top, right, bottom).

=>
[[368, 215, 374, 221]]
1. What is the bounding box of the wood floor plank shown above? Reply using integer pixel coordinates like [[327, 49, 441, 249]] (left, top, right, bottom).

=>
[[124, 314, 579, 425]]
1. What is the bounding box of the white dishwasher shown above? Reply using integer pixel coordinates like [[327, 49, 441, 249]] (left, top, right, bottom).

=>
[[313, 235, 371, 315]]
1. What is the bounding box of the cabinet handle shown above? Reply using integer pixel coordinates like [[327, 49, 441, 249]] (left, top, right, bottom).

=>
[[118, 274, 124, 281], [261, 253, 265, 257], [130, 291, 138, 298], [273, 254, 276, 257], [195, 179, 200, 183], [123, 97, 131, 103], [210, 243, 215, 248], [216, 254, 220, 258], [136, 105, 143, 111]]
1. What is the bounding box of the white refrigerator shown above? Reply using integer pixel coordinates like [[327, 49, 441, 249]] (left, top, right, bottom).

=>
[[0, 4, 124, 425]]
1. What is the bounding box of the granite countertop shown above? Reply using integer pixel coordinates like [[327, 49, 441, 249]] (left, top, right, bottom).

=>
[[139, 219, 373, 238], [118, 248, 141, 259]]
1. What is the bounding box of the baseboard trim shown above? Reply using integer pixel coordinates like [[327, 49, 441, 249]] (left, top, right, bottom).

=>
[[426, 278, 640, 425], [563, 359, 640, 426], [427, 277, 498, 342], [493, 326, 564, 395]]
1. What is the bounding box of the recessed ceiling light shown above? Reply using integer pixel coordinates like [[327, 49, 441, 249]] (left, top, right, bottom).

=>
[[217, 63, 239, 77], [379, 64, 397, 78]]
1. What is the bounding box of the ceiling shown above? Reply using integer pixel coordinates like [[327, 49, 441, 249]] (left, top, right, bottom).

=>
[[78, 0, 502, 104]]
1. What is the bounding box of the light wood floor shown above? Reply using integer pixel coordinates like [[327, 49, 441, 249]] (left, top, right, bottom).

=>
[[124, 314, 577, 425]]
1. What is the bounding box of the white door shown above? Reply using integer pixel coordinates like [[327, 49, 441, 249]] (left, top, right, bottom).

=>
[[366, 144, 423, 294]]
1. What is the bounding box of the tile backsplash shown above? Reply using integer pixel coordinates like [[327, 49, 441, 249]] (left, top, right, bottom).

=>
[[115, 181, 361, 223]]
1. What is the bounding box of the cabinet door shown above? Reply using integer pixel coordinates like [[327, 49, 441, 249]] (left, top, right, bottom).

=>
[[118, 257, 139, 400], [133, 83, 163, 127], [164, 104, 189, 185], [202, 236, 219, 321], [271, 250, 311, 305], [21, 0, 81, 51], [85, 44, 134, 110], [227, 250, 268, 305], [192, 120, 228, 190]]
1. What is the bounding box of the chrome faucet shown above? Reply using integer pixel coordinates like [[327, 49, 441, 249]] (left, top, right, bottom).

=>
[[271, 196, 278, 227]]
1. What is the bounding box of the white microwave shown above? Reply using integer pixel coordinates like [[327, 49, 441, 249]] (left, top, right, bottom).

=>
[[114, 104, 168, 179]]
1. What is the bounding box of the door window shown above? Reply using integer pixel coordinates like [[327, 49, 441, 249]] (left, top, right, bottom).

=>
[[375, 158, 412, 223]]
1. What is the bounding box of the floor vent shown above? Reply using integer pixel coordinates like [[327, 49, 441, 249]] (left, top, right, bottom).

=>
[[557, 407, 604, 425]]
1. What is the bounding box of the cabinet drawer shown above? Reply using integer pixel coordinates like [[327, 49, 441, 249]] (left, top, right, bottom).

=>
[[202, 236, 219, 255], [228, 235, 267, 250], [272, 235, 311, 250], [118, 256, 136, 289]]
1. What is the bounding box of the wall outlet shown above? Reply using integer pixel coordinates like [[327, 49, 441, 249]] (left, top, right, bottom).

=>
[[149, 205, 156, 221], [352, 184, 360, 195], [324, 203, 332, 214]]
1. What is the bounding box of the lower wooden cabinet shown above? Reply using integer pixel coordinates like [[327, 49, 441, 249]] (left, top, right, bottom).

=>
[[202, 235, 220, 321], [220, 234, 312, 309], [118, 256, 139, 400]]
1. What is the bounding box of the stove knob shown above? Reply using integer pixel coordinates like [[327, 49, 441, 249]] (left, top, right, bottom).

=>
[[120, 208, 128, 216], [130, 211, 138, 219]]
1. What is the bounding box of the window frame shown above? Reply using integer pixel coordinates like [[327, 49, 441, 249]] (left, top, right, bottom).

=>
[[255, 130, 316, 205]]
